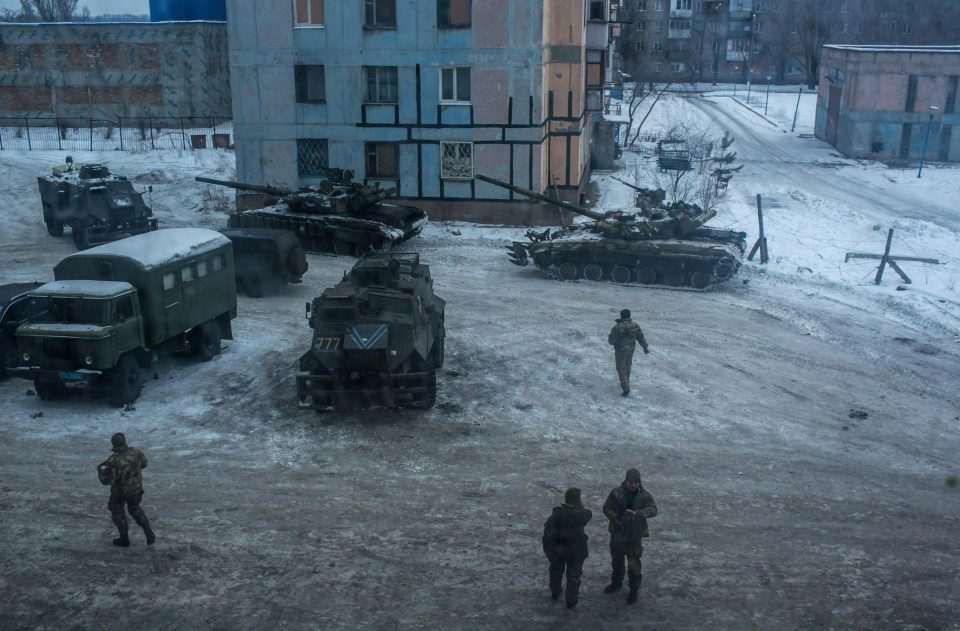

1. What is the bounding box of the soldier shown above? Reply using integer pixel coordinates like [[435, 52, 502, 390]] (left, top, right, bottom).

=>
[[602, 468, 657, 604], [97, 432, 156, 547], [541, 487, 592, 609], [607, 309, 649, 397]]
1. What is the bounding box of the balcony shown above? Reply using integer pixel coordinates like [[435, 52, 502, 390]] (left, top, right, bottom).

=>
[[669, 9, 692, 17], [668, 28, 691, 38]]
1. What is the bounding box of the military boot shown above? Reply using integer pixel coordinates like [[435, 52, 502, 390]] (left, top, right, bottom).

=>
[[112, 532, 130, 547], [143, 524, 156, 546], [603, 582, 622, 594], [627, 574, 642, 604]]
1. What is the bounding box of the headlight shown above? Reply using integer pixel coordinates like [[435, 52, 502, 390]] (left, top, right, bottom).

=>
[[84, 355, 94, 366], [21, 352, 30, 362]]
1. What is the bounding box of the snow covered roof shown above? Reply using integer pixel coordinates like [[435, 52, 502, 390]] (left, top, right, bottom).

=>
[[65, 228, 230, 270], [34, 280, 134, 298], [823, 45, 960, 54]]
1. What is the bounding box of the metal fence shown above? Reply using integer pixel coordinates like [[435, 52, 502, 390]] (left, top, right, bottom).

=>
[[0, 117, 233, 151]]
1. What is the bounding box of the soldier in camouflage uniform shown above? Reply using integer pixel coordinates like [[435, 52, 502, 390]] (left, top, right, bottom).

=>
[[541, 487, 592, 609], [602, 468, 657, 604], [98, 432, 155, 547], [607, 309, 649, 397]]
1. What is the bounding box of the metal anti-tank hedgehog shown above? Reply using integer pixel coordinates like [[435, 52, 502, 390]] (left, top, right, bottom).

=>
[[475, 174, 746, 290]]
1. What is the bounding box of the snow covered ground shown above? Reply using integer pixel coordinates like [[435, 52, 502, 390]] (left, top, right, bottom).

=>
[[0, 92, 958, 630]]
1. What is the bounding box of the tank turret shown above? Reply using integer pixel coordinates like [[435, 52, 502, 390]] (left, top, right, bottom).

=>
[[476, 173, 746, 290], [196, 170, 427, 256]]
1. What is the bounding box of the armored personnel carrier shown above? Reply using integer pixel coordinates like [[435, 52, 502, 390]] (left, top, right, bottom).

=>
[[38, 157, 158, 250], [475, 174, 747, 290], [297, 253, 445, 411], [196, 170, 428, 256]]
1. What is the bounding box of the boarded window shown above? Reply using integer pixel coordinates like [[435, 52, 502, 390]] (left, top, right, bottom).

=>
[[365, 66, 398, 103], [295, 0, 324, 25], [440, 67, 471, 102], [440, 142, 473, 179], [438, 0, 470, 26], [295, 65, 326, 103], [365, 143, 400, 177], [364, 0, 396, 27], [162, 272, 176, 291], [297, 139, 329, 176]]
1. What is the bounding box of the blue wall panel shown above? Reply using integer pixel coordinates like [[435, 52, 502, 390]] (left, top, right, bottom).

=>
[[150, 0, 226, 21]]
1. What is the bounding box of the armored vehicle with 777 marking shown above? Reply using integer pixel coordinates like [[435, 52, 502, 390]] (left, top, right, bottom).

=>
[[297, 253, 445, 411]]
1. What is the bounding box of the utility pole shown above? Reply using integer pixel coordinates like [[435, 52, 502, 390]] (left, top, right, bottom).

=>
[[917, 106, 939, 178]]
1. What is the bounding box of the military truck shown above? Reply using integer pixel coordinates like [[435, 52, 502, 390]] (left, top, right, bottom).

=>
[[13, 228, 237, 406], [219, 228, 308, 297], [297, 253, 445, 411], [0, 282, 44, 378], [38, 157, 158, 250]]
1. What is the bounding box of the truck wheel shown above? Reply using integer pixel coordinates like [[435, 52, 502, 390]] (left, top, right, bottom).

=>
[[431, 324, 445, 368], [414, 361, 437, 409], [72, 226, 90, 250], [243, 274, 264, 298], [332, 240, 353, 256], [287, 247, 308, 276], [108, 353, 142, 407], [35, 381, 68, 401], [193, 321, 221, 361], [46, 220, 64, 237]]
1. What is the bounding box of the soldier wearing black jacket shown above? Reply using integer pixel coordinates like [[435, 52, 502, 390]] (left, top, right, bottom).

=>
[[602, 468, 657, 604], [541, 487, 592, 609]]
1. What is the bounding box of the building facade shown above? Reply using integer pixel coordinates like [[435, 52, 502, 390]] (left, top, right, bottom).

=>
[[0, 21, 230, 119], [226, 0, 616, 224], [816, 45, 960, 161], [618, 0, 960, 87]]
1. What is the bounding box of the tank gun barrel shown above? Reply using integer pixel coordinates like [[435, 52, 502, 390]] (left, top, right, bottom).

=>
[[474, 174, 604, 221], [611, 176, 644, 192], [195, 176, 288, 197]]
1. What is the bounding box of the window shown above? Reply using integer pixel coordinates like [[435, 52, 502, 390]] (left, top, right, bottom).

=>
[[364, 0, 396, 28], [637, 0, 646, 9], [857, 23, 864, 34], [787, 63, 801, 75], [197, 260, 209, 278], [653, 40, 662, 52], [587, 50, 602, 63], [294, 0, 324, 25], [365, 66, 398, 103], [365, 143, 400, 177], [946, 77, 959, 114], [671, 62, 684, 72], [753, 0, 762, 11], [841, 22, 848, 33], [654, 20, 662, 32], [676, 0, 691, 8], [791, 23, 798, 34], [295, 65, 325, 103], [438, 0, 470, 27], [180, 266, 194, 283], [902, 22, 911, 34], [212, 254, 225, 272], [655, 0, 663, 10], [590, 1, 604, 20], [636, 20, 646, 31], [840, 0, 848, 12], [653, 62, 663, 72], [115, 295, 133, 322], [297, 139, 329, 176], [440, 67, 471, 103], [440, 142, 473, 179], [162, 272, 176, 291], [754, 19, 762, 33], [905, 75, 917, 112], [669, 19, 691, 30], [888, 20, 897, 33]]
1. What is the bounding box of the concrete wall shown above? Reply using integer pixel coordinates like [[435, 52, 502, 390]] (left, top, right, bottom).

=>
[[0, 22, 231, 119], [816, 46, 960, 161], [226, 0, 601, 224]]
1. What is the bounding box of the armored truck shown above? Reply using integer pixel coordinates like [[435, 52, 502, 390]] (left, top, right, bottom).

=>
[[14, 228, 237, 406], [39, 157, 158, 250], [219, 228, 308, 297], [297, 253, 445, 411]]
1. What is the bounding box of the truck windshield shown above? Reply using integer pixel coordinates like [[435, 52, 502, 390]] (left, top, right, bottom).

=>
[[27, 296, 108, 326]]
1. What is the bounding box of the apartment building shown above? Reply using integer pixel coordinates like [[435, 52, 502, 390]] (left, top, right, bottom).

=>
[[618, 0, 960, 87], [226, 0, 616, 224]]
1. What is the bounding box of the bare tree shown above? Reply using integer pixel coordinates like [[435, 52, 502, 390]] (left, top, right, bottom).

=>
[[17, 0, 87, 21], [784, 0, 831, 89], [619, 82, 654, 151]]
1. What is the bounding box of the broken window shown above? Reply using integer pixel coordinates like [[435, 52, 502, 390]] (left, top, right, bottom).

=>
[[365, 143, 400, 177], [295, 65, 326, 103]]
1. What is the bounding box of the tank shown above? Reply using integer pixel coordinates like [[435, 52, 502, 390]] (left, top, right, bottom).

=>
[[38, 157, 158, 250], [297, 253, 445, 411], [475, 174, 747, 290], [196, 169, 428, 256]]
